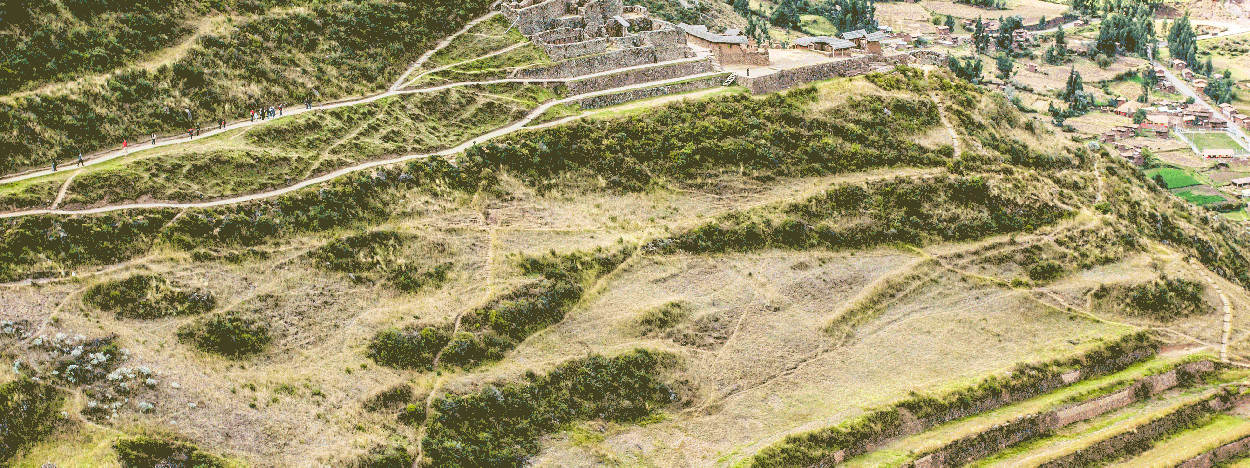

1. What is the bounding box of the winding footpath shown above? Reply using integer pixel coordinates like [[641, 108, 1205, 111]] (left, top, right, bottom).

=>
[[1190, 258, 1234, 362], [0, 70, 723, 219], [0, 11, 501, 187]]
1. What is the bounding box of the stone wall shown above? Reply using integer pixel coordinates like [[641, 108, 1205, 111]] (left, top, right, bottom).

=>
[[575, 74, 727, 109], [503, 0, 576, 35], [738, 49, 947, 94], [903, 361, 1218, 468], [512, 46, 661, 79], [565, 58, 714, 95], [544, 38, 609, 61], [1176, 434, 1250, 468], [1038, 393, 1237, 468]]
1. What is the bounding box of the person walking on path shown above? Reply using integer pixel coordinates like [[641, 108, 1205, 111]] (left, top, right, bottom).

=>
[[188, 128, 195, 139], [151, 134, 156, 145], [251, 110, 256, 122], [123, 139, 128, 154], [51, 159, 57, 172], [305, 99, 311, 110], [77, 152, 84, 167], [278, 104, 283, 116]]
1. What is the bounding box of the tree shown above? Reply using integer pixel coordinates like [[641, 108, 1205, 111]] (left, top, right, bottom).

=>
[[996, 53, 1014, 78], [996, 16, 1024, 50], [733, 0, 751, 14], [944, 14, 956, 31], [1168, 12, 1198, 67], [829, 0, 877, 33], [1133, 108, 1147, 123], [1064, 68, 1084, 103], [771, 0, 801, 29], [973, 16, 990, 53], [1054, 27, 1066, 52], [949, 55, 984, 82]]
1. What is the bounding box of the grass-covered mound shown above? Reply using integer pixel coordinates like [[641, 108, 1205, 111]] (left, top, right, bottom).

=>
[[309, 230, 452, 292], [114, 436, 227, 468], [1093, 277, 1213, 320], [652, 176, 1071, 255], [177, 312, 271, 358], [0, 379, 63, 463], [84, 274, 215, 319], [423, 349, 680, 467]]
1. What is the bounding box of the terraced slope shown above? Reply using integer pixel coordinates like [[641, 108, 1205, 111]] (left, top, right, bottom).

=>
[[2, 44, 1250, 467]]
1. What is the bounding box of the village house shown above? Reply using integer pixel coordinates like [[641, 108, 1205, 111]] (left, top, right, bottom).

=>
[[1011, 29, 1030, 49], [1114, 100, 1144, 117], [1172, 59, 1187, 69], [1141, 122, 1170, 137], [1205, 148, 1236, 158], [936, 26, 951, 38], [792, 36, 855, 57], [1231, 176, 1250, 188], [677, 23, 769, 66], [1194, 78, 1208, 94], [1182, 68, 1194, 80]]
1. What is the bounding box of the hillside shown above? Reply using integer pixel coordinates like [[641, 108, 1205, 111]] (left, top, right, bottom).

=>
[[4, 0, 1250, 466], [2, 60, 1250, 465], [0, 0, 491, 174]]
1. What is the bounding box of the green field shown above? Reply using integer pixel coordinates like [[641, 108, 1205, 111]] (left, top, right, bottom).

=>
[[1146, 167, 1202, 189], [1174, 188, 1227, 205], [1185, 132, 1249, 154]]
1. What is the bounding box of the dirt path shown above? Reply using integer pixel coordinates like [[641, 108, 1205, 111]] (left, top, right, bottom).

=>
[[401, 42, 529, 89], [1190, 258, 1234, 362], [391, 11, 500, 91], [0, 71, 724, 219], [931, 92, 962, 155], [51, 169, 82, 208]]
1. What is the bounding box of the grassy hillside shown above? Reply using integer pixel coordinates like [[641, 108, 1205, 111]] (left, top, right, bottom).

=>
[[0, 0, 492, 174], [3, 68, 1250, 465]]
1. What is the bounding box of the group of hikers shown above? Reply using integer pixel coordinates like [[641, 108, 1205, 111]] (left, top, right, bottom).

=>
[[51, 100, 318, 172], [250, 105, 284, 122]]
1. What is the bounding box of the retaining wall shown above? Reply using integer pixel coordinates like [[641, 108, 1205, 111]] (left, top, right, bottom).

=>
[[575, 74, 727, 110], [565, 58, 714, 95], [904, 360, 1218, 468], [1038, 393, 1237, 468], [512, 46, 661, 79], [544, 38, 609, 61], [1176, 434, 1250, 468], [738, 50, 946, 94]]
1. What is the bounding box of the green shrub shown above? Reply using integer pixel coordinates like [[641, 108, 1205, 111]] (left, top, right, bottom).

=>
[[177, 313, 271, 357], [637, 301, 692, 336], [367, 327, 450, 370], [423, 349, 678, 467], [309, 231, 453, 292], [1125, 277, 1209, 319], [1027, 260, 1065, 282], [84, 275, 216, 319], [0, 379, 63, 463], [115, 436, 226, 468]]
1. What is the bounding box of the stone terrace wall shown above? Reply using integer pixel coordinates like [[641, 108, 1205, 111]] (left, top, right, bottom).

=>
[[906, 361, 1218, 468], [1038, 393, 1239, 468], [503, 0, 576, 35], [565, 58, 714, 95], [575, 74, 727, 109], [740, 52, 910, 94], [544, 38, 609, 61], [512, 46, 661, 79], [1177, 434, 1250, 468], [1023, 14, 1077, 31]]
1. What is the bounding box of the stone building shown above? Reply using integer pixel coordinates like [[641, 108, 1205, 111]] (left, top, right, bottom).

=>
[[501, 0, 693, 64], [677, 23, 770, 66], [792, 36, 856, 57]]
